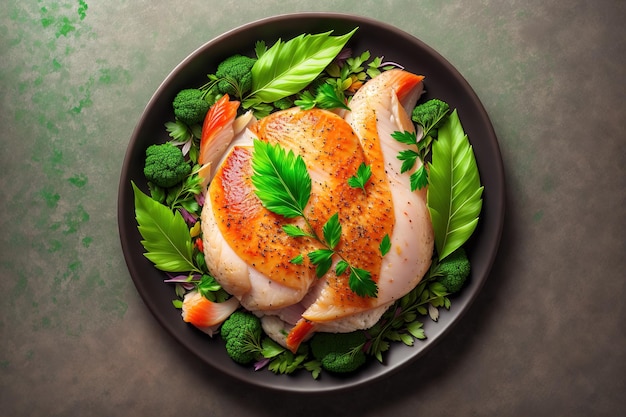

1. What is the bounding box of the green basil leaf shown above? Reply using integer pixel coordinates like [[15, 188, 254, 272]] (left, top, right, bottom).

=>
[[132, 182, 197, 272], [249, 29, 357, 103], [427, 110, 484, 260]]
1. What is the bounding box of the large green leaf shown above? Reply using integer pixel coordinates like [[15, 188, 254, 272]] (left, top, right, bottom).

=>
[[132, 182, 197, 273], [250, 139, 311, 218], [427, 110, 484, 260], [248, 29, 357, 104]]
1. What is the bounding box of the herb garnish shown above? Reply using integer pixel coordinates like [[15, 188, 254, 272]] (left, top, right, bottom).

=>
[[390, 130, 430, 191], [295, 83, 350, 111], [347, 162, 372, 194], [250, 139, 378, 298]]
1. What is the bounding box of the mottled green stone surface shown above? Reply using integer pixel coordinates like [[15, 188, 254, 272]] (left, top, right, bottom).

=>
[[1, 1, 624, 415]]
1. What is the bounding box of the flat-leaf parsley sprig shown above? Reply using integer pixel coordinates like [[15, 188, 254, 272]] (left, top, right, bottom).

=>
[[250, 139, 378, 298], [391, 99, 451, 191], [347, 162, 372, 194]]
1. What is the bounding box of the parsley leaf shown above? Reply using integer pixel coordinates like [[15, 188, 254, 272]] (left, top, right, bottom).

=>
[[379, 234, 391, 256], [250, 139, 311, 218], [250, 140, 378, 297], [390, 130, 418, 146], [349, 267, 377, 298], [347, 162, 372, 193], [322, 213, 342, 250], [295, 83, 350, 111], [308, 249, 334, 277], [282, 224, 313, 238], [410, 165, 429, 191], [335, 259, 349, 276], [165, 120, 193, 142], [391, 130, 431, 191], [315, 83, 350, 110], [290, 254, 304, 265], [397, 149, 419, 174]]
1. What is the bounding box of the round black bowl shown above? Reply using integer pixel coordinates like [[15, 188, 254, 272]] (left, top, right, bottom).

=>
[[118, 12, 505, 393]]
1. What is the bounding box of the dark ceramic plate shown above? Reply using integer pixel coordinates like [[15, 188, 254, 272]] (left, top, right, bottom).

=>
[[118, 13, 505, 393]]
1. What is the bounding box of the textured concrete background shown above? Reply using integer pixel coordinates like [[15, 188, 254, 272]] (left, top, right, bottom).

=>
[[1, 0, 625, 415]]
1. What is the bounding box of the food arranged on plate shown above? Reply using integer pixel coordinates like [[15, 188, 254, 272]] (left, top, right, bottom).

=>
[[131, 28, 483, 378]]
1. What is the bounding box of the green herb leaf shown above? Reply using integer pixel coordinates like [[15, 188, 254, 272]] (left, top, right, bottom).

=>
[[390, 130, 418, 146], [165, 120, 193, 142], [322, 213, 342, 250], [313, 83, 350, 111], [427, 110, 483, 260], [261, 338, 286, 358], [282, 224, 312, 238], [254, 40, 267, 59], [392, 130, 430, 190], [347, 162, 372, 193], [406, 321, 425, 339], [397, 149, 419, 174], [379, 234, 391, 256], [251, 139, 311, 218], [349, 267, 377, 298], [304, 360, 322, 379], [132, 182, 198, 273], [410, 165, 429, 191], [196, 274, 221, 297], [308, 249, 335, 277], [335, 259, 349, 276], [293, 91, 316, 110], [268, 350, 308, 375], [248, 29, 357, 104], [290, 254, 304, 265]]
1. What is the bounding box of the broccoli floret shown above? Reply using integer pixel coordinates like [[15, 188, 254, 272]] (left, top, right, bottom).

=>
[[310, 331, 367, 373], [436, 247, 471, 293], [220, 311, 262, 365], [143, 143, 191, 188], [411, 98, 450, 137], [172, 88, 210, 125], [215, 54, 257, 99]]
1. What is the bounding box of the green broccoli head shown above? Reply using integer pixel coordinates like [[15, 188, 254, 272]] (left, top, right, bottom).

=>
[[310, 331, 367, 373], [143, 143, 191, 188], [436, 247, 471, 294], [172, 88, 210, 125], [220, 311, 262, 365], [411, 98, 450, 136], [215, 54, 257, 99]]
